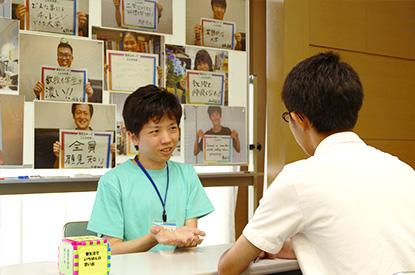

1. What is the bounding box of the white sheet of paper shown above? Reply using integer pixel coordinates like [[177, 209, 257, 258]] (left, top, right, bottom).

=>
[[121, 0, 158, 30], [107, 50, 158, 92], [59, 129, 113, 168], [201, 18, 235, 49], [186, 70, 225, 105], [42, 66, 87, 102], [203, 134, 232, 163], [27, 0, 77, 35]]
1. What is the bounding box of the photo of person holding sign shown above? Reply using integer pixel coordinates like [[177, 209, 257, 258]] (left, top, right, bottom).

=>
[[52, 103, 116, 168], [32, 39, 95, 102], [88, 85, 214, 254], [193, 106, 240, 158], [101, 0, 172, 34], [189, 0, 246, 51], [12, 0, 89, 36]]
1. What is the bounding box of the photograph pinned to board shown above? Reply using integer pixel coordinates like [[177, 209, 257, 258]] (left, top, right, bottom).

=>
[[186, 0, 246, 51], [34, 100, 116, 169], [110, 91, 181, 159], [165, 44, 228, 104], [92, 26, 164, 89], [101, 0, 172, 34], [41, 66, 87, 102], [0, 94, 24, 166], [12, 0, 89, 36], [0, 0, 11, 18], [0, 17, 18, 93], [183, 104, 246, 165], [19, 32, 103, 102]]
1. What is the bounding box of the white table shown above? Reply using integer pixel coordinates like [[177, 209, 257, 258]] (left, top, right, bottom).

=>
[[0, 244, 299, 275]]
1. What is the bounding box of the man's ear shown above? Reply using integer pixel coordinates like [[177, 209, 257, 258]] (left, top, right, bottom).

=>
[[291, 112, 312, 131], [128, 131, 139, 145]]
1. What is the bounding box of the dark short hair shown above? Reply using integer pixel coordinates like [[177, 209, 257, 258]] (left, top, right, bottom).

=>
[[211, 0, 226, 9], [194, 49, 213, 71], [281, 52, 363, 133], [207, 106, 222, 117], [57, 42, 73, 54], [71, 103, 94, 117], [123, 85, 182, 135]]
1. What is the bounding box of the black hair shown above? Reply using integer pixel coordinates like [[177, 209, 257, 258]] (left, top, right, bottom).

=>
[[123, 85, 182, 136], [211, 0, 226, 9], [194, 49, 213, 71], [281, 52, 363, 133], [57, 42, 73, 54], [71, 103, 94, 117], [207, 106, 222, 117]]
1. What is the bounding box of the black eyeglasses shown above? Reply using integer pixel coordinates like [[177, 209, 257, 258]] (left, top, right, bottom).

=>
[[281, 111, 291, 123]]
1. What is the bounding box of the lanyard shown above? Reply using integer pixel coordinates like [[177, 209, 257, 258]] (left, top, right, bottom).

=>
[[134, 156, 169, 223]]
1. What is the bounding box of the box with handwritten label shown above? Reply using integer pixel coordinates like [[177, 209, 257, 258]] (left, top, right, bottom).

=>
[[59, 236, 111, 275]]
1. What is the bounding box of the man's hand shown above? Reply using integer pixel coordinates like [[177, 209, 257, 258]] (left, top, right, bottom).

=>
[[194, 24, 202, 45], [77, 11, 87, 29], [196, 129, 204, 141], [33, 81, 44, 98], [86, 82, 94, 101], [53, 141, 60, 158], [15, 4, 25, 20], [151, 225, 205, 247]]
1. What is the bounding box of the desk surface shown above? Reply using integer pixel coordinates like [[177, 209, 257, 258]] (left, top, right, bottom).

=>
[[0, 244, 299, 275]]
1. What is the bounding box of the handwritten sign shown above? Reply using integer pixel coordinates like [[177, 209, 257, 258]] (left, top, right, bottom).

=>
[[60, 130, 113, 168], [121, 0, 157, 30], [203, 135, 232, 163], [201, 18, 235, 49], [186, 70, 225, 105], [26, 0, 77, 35], [107, 50, 158, 92], [41, 66, 87, 102]]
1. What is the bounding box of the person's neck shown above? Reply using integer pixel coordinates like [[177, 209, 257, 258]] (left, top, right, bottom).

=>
[[212, 125, 222, 132], [135, 154, 166, 170], [308, 130, 333, 155]]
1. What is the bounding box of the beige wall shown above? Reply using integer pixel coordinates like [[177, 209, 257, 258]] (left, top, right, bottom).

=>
[[266, 0, 415, 184]]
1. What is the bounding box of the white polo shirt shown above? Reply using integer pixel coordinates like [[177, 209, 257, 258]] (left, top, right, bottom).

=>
[[243, 132, 415, 275]]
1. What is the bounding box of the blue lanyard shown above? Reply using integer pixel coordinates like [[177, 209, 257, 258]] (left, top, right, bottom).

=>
[[134, 156, 169, 223]]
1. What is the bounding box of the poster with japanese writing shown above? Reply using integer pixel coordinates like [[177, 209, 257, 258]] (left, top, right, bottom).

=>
[[203, 134, 231, 163], [186, 70, 225, 105], [121, 0, 157, 31], [59, 129, 113, 168], [26, 0, 77, 35], [41, 66, 87, 102], [201, 18, 235, 49], [107, 50, 157, 92], [183, 105, 247, 165]]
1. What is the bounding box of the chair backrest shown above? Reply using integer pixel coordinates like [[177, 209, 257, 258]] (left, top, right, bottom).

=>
[[63, 221, 97, 237]]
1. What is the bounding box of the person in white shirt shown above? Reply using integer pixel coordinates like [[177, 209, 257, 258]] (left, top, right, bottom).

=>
[[218, 52, 415, 275]]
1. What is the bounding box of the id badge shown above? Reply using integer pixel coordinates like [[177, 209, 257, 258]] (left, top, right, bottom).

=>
[[153, 221, 177, 232]]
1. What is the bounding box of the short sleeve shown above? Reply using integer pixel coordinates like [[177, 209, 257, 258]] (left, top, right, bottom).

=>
[[243, 169, 304, 254], [87, 173, 125, 239], [185, 165, 214, 220]]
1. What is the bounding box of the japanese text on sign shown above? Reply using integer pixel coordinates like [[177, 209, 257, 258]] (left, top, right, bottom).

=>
[[186, 70, 225, 105], [27, 0, 77, 35], [60, 130, 113, 168], [41, 66, 87, 102], [122, 0, 157, 30], [107, 50, 158, 92], [201, 18, 235, 49]]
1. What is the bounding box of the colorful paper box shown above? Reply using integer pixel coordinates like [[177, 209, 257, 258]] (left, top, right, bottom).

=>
[[59, 236, 111, 275]]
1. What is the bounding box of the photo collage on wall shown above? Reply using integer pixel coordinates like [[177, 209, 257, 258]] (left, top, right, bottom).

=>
[[0, 0, 248, 169]]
